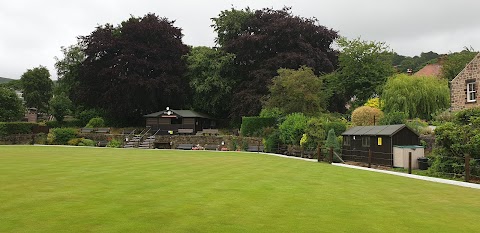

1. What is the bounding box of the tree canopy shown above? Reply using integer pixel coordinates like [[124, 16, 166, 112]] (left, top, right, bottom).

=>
[[0, 87, 24, 122], [184, 46, 235, 119], [441, 49, 478, 81], [54, 44, 85, 98], [382, 74, 450, 120], [264, 66, 327, 116], [212, 7, 339, 122], [20, 66, 53, 112], [74, 13, 189, 125], [336, 37, 395, 105]]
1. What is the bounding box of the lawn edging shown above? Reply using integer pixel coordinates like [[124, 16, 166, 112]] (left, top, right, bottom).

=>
[[259, 151, 480, 190]]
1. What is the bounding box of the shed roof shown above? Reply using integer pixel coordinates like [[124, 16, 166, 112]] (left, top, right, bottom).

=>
[[342, 124, 414, 136], [143, 109, 211, 119]]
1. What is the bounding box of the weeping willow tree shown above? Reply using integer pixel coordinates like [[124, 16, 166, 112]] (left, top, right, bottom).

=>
[[382, 74, 449, 120]]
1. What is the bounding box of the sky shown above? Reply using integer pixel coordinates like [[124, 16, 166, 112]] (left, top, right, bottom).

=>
[[1, 0, 479, 80]]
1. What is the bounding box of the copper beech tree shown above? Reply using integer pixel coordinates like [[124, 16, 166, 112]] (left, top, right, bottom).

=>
[[212, 7, 339, 123], [74, 14, 189, 126]]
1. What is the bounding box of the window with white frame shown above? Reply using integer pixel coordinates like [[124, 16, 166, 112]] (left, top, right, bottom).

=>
[[467, 81, 476, 102]]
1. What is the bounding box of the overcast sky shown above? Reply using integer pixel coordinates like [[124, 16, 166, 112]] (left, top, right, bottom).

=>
[[1, 0, 479, 80]]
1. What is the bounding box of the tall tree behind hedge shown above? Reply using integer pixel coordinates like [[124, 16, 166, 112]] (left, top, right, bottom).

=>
[[441, 49, 478, 81], [336, 37, 395, 104], [264, 66, 327, 116], [20, 66, 53, 112], [212, 7, 339, 122], [0, 87, 24, 122], [382, 74, 449, 120], [185, 46, 235, 119], [75, 14, 189, 126], [54, 44, 85, 99]]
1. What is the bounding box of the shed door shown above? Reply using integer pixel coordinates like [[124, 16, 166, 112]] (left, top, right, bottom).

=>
[[393, 147, 403, 167]]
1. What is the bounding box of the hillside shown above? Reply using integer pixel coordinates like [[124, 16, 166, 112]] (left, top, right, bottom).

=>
[[0, 77, 14, 83]]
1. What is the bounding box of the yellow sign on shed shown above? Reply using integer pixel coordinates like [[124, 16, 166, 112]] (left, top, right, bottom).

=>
[[377, 137, 382, 146]]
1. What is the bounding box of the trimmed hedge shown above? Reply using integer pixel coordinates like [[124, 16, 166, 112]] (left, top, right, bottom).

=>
[[46, 120, 83, 128], [0, 122, 38, 136], [49, 128, 77, 145], [240, 117, 276, 137]]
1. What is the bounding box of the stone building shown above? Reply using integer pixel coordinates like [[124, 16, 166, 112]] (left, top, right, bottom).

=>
[[450, 53, 480, 111]]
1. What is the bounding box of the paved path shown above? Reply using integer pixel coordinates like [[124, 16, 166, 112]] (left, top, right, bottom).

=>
[[261, 152, 480, 190]]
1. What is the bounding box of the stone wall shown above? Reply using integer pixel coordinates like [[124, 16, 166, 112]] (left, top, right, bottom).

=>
[[0, 133, 262, 150], [153, 135, 262, 150], [451, 53, 480, 111]]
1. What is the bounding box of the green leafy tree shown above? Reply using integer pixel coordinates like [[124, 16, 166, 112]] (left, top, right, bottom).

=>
[[211, 7, 254, 47], [0, 87, 24, 122], [393, 51, 441, 73], [379, 111, 407, 125], [382, 74, 449, 120], [54, 44, 85, 98], [264, 66, 327, 116], [49, 94, 72, 122], [185, 46, 235, 119], [304, 117, 326, 146], [0, 79, 22, 90], [336, 37, 395, 104], [20, 66, 53, 112], [279, 113, 308, 145], [323, 72, 349, 113], [212, 7, 339, 121], [441, 49, 478, 81]]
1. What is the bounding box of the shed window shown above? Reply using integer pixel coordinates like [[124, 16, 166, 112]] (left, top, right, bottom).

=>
[[362, 137, 370, 147], [467, 82, 476, 102], [344, 136, 351, 146]]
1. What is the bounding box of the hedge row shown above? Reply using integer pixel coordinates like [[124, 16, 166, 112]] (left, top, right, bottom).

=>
[[0, 122, 38, 136], [45, 120, 83, 128], [240, 117, 276, 137]]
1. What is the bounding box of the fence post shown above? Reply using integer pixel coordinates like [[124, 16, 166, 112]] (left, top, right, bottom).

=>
[[329, 147, 333, 164], [317, 144, 321, 162], [257, 140, 260, 153], [465, 154, 471, 182], [408, 152, 412, 174], [368, 149, 372, 168]]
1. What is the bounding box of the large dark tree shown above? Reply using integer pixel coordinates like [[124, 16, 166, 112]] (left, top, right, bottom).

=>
[[212, 7, 339, 122], [75, 14, 189, 125]]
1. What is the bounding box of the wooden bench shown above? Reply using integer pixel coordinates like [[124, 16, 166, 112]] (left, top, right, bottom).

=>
[[95, 128, 110, 134], [80, 128, 94, 133], [202, 129, 219, 136], [204, 144, 219, 150], [178, 128, 194, 134], [96, 141, 109, 147], [176, 144, 194, 150], [247, 145, 264, 152]]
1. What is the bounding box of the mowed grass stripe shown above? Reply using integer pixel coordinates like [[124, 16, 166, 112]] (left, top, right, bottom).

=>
[[0, 146, 479, 233]]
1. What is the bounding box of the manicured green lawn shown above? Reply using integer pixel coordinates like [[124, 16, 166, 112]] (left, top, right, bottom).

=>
[[1, 146, 479, 233]]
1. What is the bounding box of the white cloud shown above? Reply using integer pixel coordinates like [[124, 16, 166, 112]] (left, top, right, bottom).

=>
[[1, 0, 479, 79]]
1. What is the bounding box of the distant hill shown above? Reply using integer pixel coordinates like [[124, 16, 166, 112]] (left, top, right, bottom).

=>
[[0, 77, 15, 83]]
